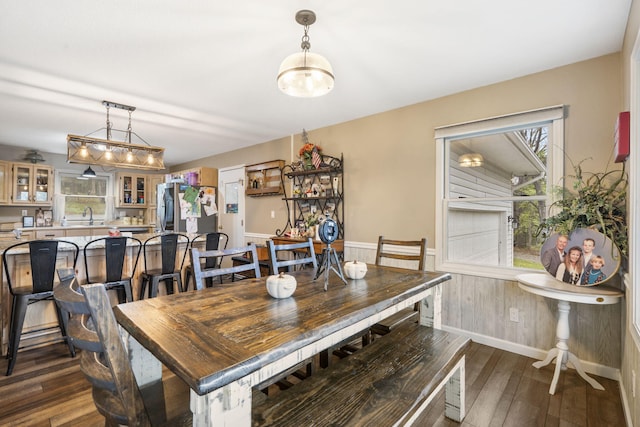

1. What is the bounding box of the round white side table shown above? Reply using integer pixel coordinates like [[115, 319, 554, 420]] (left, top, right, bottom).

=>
[[516, 273, 623, 395]]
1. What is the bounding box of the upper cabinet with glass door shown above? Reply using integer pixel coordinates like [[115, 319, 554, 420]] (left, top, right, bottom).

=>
[[116, 172, 147, 207], [10, 162, 54, 205]]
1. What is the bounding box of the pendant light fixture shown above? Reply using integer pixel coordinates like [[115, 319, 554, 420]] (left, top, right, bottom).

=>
[[82, 166, 97, 178], [67, 101, 165, 170], [277, 10, 334, 98]]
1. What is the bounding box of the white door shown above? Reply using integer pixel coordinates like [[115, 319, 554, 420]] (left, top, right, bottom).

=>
[[218, 166, 245, 250]]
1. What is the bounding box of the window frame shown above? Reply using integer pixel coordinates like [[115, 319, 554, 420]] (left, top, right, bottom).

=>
[[55, 170, 114, 223], [435, 105, 565, 281]]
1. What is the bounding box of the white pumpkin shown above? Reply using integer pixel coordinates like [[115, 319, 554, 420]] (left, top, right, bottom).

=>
[[266, 272, 297, 298], [343, 260, 368, 279]]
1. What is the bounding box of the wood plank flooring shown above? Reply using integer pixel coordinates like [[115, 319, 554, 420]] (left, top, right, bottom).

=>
[[0, 341, 626, 426]]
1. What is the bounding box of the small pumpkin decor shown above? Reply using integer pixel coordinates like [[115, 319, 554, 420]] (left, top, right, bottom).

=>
[[343, 260, 367, 280], [266, 272, 297, 298]]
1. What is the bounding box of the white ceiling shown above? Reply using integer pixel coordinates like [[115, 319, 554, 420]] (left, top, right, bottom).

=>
[[0, 0, 632, 167]]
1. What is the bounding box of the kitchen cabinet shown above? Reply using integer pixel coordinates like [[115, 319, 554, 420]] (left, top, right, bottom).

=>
[[10, 162, 53, 206], [35, 229, 64, 239], [0, 161, 9, 204], [116, 173, 147, 207], [166, 167, 218, 187], [146, 174, 164, 226]]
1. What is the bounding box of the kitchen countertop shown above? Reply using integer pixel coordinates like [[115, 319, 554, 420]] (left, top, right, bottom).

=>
[[0, 232, 164, 253], [15, 223, 153, 232]]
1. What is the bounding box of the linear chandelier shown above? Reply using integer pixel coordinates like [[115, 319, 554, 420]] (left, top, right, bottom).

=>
[[67, 101, 165, 170]]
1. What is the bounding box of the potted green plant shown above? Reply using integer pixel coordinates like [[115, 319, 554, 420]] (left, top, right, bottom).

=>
[[537, 158, 628, 260]]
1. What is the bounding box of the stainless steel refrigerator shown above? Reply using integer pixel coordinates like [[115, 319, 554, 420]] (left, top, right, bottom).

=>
[[157, 182, 218, 233]]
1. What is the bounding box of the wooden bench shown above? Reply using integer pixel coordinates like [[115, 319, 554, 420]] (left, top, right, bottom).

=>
[[252, 322, 470, 426]]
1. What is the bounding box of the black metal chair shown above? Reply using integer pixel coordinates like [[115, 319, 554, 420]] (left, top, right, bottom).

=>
[[191, 244, 261, 290], [183, 232, 229, 291], [2, 239, 79, 375], [266, 237, 318, 274], [138, 233, 189, 299], [84, 236, 142, 304]]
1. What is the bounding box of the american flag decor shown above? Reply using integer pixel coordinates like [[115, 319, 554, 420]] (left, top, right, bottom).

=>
[[312, 148, 322, 169]]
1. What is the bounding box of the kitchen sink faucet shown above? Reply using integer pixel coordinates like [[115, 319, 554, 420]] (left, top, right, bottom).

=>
[[83, 207, 94, 225]]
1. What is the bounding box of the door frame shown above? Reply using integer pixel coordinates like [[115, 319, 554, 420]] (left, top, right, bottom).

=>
[[218, 165, 246, 250]]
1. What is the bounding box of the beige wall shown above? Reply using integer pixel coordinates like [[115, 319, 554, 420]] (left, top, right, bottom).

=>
[[176, 53, 623, 245]]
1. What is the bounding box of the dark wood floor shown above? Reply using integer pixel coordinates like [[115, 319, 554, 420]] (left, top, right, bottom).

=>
[[0, 340, 626, 426]]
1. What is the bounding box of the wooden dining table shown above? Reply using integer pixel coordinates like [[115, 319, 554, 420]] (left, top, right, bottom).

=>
[[114, 265, 451, 426]]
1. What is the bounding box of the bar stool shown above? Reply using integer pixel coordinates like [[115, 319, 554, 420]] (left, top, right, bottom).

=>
[[138, 233, 189, 299], [2, 239, 79, 375], [183, 232, 228, 291], [83, 236, 142, 303]]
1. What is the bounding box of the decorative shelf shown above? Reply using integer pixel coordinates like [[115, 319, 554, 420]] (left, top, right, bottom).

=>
[[246, 160, 285, 197]]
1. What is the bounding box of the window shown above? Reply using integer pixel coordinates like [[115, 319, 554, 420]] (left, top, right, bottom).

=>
[[58, 172, 109, 222], [435, 106, 565, 280]]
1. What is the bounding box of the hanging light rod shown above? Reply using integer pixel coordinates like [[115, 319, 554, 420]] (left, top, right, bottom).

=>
[[67, 100, 165, 170], [102, 100, 135, 112]]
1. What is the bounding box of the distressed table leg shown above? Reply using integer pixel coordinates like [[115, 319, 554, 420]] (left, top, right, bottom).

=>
[[191, 378, 253, 427], [419, 283, 442, 329], [444, 356, 466, 422], [119, 328, 162, 387]]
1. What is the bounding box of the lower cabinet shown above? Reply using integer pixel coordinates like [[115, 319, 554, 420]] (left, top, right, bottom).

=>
[[35, 229, 64, 239]]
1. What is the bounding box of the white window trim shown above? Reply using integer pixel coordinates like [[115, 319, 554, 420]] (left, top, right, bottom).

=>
[[629, 29, 640, 346], [435, 105, 565, 281], [54, 169, 115, 222]]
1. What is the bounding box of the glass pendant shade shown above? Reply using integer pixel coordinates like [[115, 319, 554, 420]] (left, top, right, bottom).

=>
[[278, 52, 334, 98]]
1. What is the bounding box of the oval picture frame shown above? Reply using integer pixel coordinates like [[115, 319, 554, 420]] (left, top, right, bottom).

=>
[[539, 228, 621, 286]]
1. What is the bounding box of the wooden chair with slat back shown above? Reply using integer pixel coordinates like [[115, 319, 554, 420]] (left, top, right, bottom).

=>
[[264, 238, 318, 386], [53, 277, 191, 426], [183, 232, 228, 291], [370, 236, 427, 339], [266, 237, 318, 275], [191, 244, 261, 290]]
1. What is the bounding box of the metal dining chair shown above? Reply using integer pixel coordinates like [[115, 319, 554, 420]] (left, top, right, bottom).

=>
[[191, 244, 261, 290], [183, 232, 228, 291], [84, 236, 142, 303], [2, 239, 79, 375], [138, 233, 189, 299]]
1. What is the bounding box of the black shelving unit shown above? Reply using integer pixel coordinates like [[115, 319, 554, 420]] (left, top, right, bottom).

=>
[[277, 154, 344, 238]]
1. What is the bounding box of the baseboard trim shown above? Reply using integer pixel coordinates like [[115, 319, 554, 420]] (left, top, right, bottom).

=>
[[442, 325, 620, 381], [617, 376, 634, 427]]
